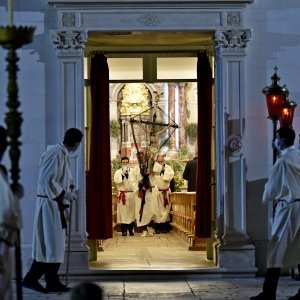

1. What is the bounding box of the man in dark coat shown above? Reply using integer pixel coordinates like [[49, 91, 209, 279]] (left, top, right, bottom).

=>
[[183, 157, 197, 192]]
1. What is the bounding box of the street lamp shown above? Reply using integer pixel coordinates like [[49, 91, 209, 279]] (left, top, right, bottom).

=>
[[279, 98, 297, 128], [262, 67, 289, 164]]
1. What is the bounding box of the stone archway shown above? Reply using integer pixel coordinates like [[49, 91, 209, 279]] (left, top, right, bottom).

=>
[[48, 0, 256, 276]]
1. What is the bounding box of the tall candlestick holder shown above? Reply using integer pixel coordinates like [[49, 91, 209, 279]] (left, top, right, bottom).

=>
[[0, 25, 35, 300]]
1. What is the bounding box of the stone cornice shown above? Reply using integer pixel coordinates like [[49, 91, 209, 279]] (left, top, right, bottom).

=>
[[48, 0, 253, 9]]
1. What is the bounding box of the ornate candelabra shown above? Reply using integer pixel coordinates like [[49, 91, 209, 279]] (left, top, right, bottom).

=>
[[0, 25, 35, 300]]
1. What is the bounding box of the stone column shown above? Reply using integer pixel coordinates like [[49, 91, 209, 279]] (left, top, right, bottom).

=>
[[168, 82, 176, 152], [178, 83, 187, 148], [214, 29, 256, 274], [51, 30, 90, 273]]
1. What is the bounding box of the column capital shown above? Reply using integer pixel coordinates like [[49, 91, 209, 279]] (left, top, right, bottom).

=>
[[214, 29, 251, 54], [50, 30, 87, 55]]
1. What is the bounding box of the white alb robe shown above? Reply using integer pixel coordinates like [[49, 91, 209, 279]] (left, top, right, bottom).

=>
[[114, 168, 135, 224], [32, 143, 73, 263], [0, 170, 22, 300], [263, 146, 300, 268], [153, 164, 174, 223], [131, 165, 159, 227]]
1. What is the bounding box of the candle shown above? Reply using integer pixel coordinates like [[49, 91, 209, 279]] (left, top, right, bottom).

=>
[[8, 0, 14, 26]]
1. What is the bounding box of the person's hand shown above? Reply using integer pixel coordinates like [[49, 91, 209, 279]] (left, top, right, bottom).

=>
[[64, 191, 78, 202]]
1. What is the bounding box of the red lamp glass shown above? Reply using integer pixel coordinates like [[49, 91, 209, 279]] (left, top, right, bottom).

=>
[[265, 94, 286, 120], [262, 67, 290, 165], [262, 67, 289, 121], [279, 99, 297, 127]]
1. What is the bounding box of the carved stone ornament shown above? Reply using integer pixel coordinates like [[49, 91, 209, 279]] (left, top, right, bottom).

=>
[[227, 135, 242, 155], [62, 12, 76, 28], [215, 29, 251, 49], [51, 31, 87, 50], [138, 13, 164, 27], [227, 12, 241, 27]]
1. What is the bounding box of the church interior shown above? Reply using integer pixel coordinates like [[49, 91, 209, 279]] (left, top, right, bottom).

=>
[[83, 30, 216, 270]]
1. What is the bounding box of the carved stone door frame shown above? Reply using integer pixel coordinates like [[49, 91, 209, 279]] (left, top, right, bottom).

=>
[[48, 0, 256, 275]]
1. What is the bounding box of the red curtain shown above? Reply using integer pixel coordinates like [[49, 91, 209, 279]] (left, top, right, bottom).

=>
[[195, 52, 213, 237], [86, 53, 113, 239]]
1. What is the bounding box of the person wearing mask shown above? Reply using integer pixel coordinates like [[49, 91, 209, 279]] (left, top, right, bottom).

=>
[[152, 154, 174, 234], [0, 126, 22, 300], [182, 156, 197, 192], [23, 128, 83, 293], [114, 156, 136, 236], [250, 127, 300, 300]]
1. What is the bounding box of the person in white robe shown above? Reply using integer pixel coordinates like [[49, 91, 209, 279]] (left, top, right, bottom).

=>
[[114, 156, 136, 236], [152, 154, 174, 234], [22, 128, 83, 294], [251, 127, 300, 300], [131, 151, 158, 237], [0, 126, 22, 300]]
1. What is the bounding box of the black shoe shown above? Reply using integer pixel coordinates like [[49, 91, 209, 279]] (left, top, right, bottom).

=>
[[47, 281, 70, 293], [155, 227, 162, 234], [250, 292, 275, 300], [129, 231, 134, 236], [122, 232, 127, 236], [22, 278, 48, 294]]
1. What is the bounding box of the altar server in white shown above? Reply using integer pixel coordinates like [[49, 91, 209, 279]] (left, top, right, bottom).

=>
[[250, 127, 300, 300], [131, 151, 158, 237], [114, 156, 136, 236], [0, 126, 22, 300], [23, 128, 83, 294], [152, 154, 174, 234]]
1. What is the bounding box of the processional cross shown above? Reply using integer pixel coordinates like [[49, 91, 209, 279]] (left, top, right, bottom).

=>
[[130, 91, 179, 173]]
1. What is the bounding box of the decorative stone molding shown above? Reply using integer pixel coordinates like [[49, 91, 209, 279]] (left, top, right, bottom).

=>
[[227, 12, 241, 27], [137, 13, 164, 27], [51, 30, 87, 54], [62, 12, 76, 27], [227, 134, 243, 156], [215, 29, 251, 49]]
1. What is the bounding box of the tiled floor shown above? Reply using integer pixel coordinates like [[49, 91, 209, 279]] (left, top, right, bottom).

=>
[[17, 277, 300, 299], [90, 231, 215, 270], [14, 231, 300, 299]]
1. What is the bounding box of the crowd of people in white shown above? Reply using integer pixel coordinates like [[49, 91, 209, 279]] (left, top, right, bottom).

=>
[[114, 152, 174, 237]]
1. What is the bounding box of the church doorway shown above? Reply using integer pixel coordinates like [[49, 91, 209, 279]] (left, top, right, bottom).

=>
[[83, 31, 216, 270]]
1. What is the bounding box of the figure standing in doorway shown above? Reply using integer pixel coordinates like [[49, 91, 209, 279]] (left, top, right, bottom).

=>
[[183, 154, 197, 192], [152, 154, 174, 234], [114, 156, 136, 236], [131, 151, 157, 237]]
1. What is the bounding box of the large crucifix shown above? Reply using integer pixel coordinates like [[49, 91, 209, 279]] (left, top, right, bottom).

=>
[[130, 91, 179, 173]]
